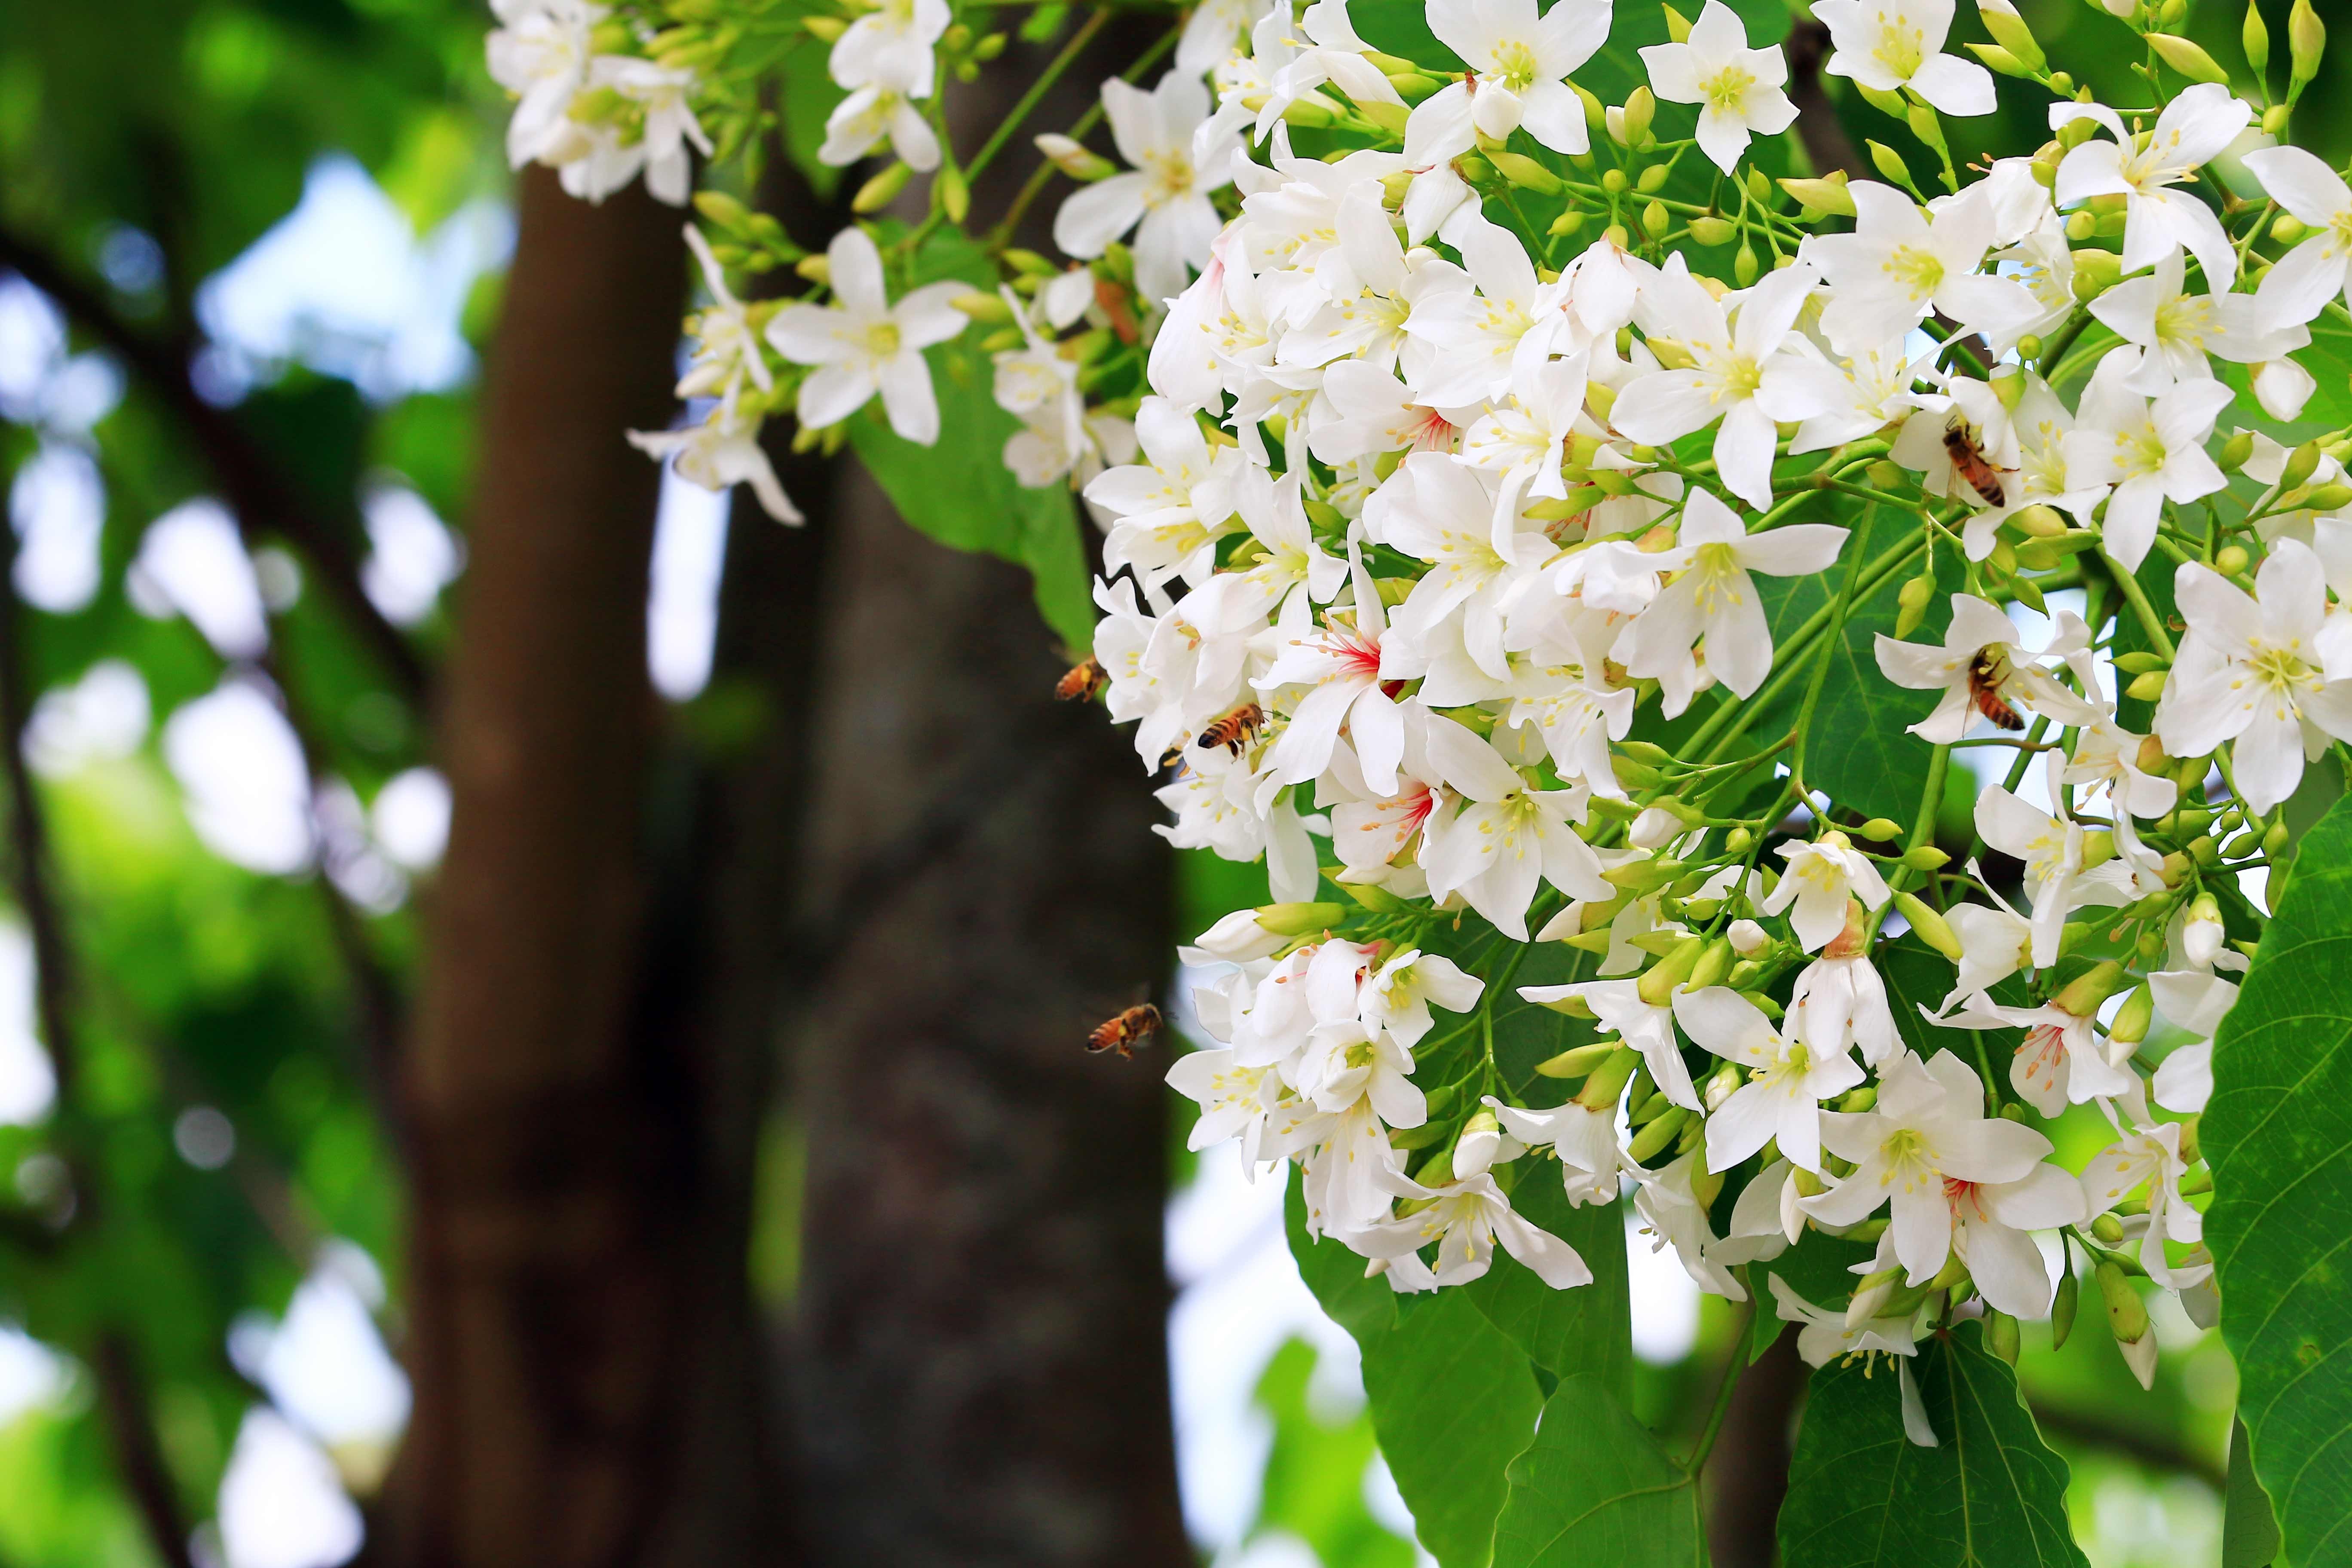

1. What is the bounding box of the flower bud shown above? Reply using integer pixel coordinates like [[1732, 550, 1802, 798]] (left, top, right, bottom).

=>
[[1704, 1060, 1742, 1112], [852, 161, 914, 213], [2072, 249, 2122, 300], [1978, 0, 2047, 70], [2098, 1259, 2153, 1367], [2245, 0, 2271, 70], [935, 162, 970, 223], [1687, 938, 1736, 992], [1637, 934, 1706, 1006], [1188, 908, 1287, 962], [2125, 669, 2169, 701], [1487, 150, 1563, 195], [1846, 1267, 1902, 1328], [1637, 162, 1671, 194], [1733, 242, 1759, 286], [1894, 892, 1963, 959], [1629, 806, 1681, 848], [1969, 41, 2030, 76], [2306, 483, 2352, 511], [1681, 214, 1734, 248], [2055, 960, 2128, 1018], [1857, 817, 1903, 842], [1576, 1046, 1642, 1109], [1254, 900, 1347, 936], [2184, 891, 2226, 968], [1867, 139, 1913, 187], [1987, 1308, 2022, 1364], [2290, 0, 2325, 89], [1901, 844, 1950, 871], [2049, 1262, 2080, 1348], [1620, 86, 1655, 146], [2284, 438, 2324, 489], [1453, 1111, 1503, 1179], [1548, 209, 1589, 239], [1571, 79, 1606, 131], [2147, 32, 2233, 83], [1662, 1, 1694, 40], [1642, 199, 1671, 238], [802, 12, 848, 40], [2092, 1212, 2127, 1246], [1534, 1040, 1618, 1077], [1780, 172, 1856, 217], [1626, 1106, 1690, 1162], [2080, 828, 2115, 867]]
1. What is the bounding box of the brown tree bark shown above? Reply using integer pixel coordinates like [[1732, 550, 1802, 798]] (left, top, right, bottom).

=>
[[386, 165, 695, 1568], [783, 461, 1187, 1568], [1705, 1330, 1808, 1568]]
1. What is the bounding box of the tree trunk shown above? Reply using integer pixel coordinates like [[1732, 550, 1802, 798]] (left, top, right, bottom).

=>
[[784, 460, 1187, 1568], [388, 165, 695, 1568]]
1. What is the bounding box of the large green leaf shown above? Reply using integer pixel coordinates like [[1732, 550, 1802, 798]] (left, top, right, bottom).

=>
[[2205, 793, 2352, 1568], [2224, 1417, 2283, 1568], [1463, 1177, 1631, 1401], [1289, 1182, 1545, 1567], [846, 235, 1096, 652], [1488, 1375, 1702, 1568], [1779, 1321, 2086, 1568], [1740, 508, 1956, 823]]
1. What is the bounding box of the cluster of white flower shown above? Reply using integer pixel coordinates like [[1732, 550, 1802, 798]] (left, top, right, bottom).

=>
[[494, 0, 2349, 1437], [1052, 0, 2345, 1429], [487, 0, 711, 205]]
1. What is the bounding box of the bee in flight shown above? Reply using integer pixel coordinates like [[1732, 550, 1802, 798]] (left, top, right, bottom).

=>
[[1966, 647, 2025, 731], [1055, 656, 1107, 702], [1944, 416, 2007, 508], [1197, 701, 1265, 756], [1087, 1003, 1163, 1058]]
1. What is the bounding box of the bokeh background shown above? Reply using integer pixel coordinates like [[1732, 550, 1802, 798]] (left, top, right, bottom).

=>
[[0, 0, 2341, 1565]]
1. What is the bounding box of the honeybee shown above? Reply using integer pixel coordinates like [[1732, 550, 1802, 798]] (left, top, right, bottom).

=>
[[1944, 416, 2007, 508], [1055, 656, 1107, 702], [1966, 647, 2026, 731], [1087, 1003, 1163, 1058], [1197, 702, 1265, 756]]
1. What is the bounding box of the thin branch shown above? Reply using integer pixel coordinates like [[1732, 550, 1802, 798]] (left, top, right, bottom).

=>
[[93, 1334, 199, 1568], [0, 506, 195, 1568], [0, 221, 429, 704], [2029, 1398, 2228, 1490]]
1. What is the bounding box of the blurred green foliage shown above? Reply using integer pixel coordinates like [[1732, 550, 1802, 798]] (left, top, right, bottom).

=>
[[0, 0, 500, 1558]]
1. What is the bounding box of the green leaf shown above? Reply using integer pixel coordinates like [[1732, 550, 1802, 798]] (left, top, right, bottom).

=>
[[1463, 1178, 1631, 1402], [1289, 1181, 1544, 1566], [845, 235, 1096, 652], [2224, 1416, 2283, 1568], [1779, 1321, 2086, 1568], [2205, 793, 2352, 1568], [1488, 1375, 1701, 1568], [1742, 509, 1957, 823]]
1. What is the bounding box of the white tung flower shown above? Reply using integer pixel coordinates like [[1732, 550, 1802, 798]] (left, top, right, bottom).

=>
[[1812, 0, 1995, 117], [1636, 0, 1797, 173], [766, 227, 968, 444], [2156, 539, 2352, 815], [1403, 0, 1614, 166], [1054, 73, 1241, 308]]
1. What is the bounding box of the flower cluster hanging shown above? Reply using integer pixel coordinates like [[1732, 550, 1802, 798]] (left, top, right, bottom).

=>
[[488, 0, 2348, 1447]]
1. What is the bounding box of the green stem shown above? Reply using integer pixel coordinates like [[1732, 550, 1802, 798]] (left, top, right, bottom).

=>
[[961, 6, 1113, 188], [2100, 547, 2175, 660], [1682, 1296, 1758, 1476]]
